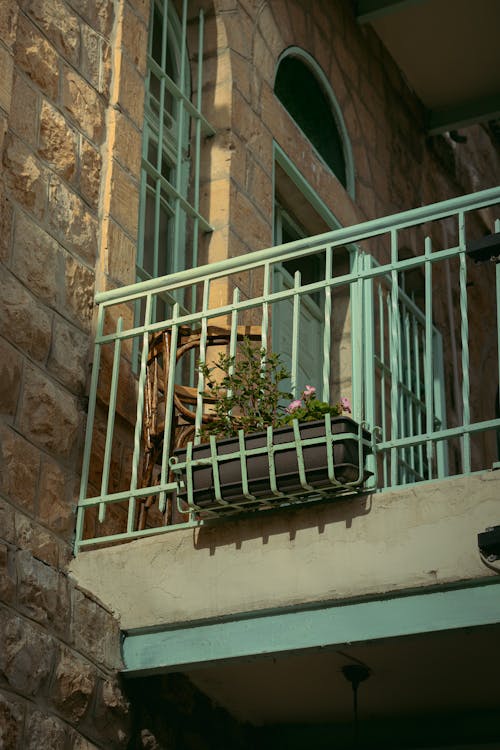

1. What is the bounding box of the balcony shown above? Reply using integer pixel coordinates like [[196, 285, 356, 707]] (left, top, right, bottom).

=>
[[75, 186, 500, 552]]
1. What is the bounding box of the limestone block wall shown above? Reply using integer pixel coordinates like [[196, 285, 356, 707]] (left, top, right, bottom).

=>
[[0, 0, 148, 746]]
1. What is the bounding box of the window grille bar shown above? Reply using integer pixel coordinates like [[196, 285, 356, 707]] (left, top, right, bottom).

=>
[[147, 56, 215, 135], [172, 0, 189, 277], [191, 9, 205, 273], [141, 161, 212, 233]]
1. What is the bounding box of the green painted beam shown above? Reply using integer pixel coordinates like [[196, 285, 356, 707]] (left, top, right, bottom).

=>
[[427, 93, 500, 135], [121, 581, 500, 676], [356, 0, 426, 24]]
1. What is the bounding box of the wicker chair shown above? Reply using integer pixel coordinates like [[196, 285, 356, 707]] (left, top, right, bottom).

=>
[[138, 324, 261, 528]]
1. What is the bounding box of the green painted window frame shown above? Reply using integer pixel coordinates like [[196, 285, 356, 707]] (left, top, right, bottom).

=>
[[136, 0, 213, 298]]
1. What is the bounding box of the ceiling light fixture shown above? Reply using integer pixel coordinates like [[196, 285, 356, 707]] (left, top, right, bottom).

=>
[[342, 663, 371, 747]]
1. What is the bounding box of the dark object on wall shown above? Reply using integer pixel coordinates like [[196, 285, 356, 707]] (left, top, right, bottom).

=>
[[466, 233, 500, 263], [478, 525, 500, 561]]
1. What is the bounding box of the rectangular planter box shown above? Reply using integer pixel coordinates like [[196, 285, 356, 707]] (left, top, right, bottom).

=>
[[172, 416, 371, 513]]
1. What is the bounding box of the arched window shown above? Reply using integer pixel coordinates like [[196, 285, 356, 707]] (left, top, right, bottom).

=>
[[137, 0, 213, 290], [274, 48, 353, 193]]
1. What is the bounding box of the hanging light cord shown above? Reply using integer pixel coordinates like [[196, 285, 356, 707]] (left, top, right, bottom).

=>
[[341, 664, 371, 748]]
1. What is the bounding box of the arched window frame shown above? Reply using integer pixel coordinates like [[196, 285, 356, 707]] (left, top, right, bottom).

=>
[[274, 47, 355, 198]]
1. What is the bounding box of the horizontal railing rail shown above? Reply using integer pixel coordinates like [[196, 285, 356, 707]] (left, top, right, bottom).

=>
[[76, 187, 500, 551]]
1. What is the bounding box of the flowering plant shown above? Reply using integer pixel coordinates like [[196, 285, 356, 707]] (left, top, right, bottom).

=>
[[284, 386, 351, 424], [199, 337, 292, 440], [199, 338, 351, 441]]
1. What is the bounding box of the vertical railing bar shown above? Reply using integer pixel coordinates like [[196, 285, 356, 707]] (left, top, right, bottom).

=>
[[128, 294, 153, 533], [209, 434, 223, 502], [433, 326, 448, 478], [266, 426, 284, 497], [350, 246, 363, 424], [495, 219, 500, 436], [262, 262, 270, 352], [292, 420, 313, 490], [458, 211, 471, 473], [76, 303, 106, 552], [291, 271, 301, 398], [159, 304, 179, 513], [194, 279, 210, 443], [362, 253, 376, 485], [396, 295, 405, 482], [424, 236, 434, 478], [495, 218, 500, 469], [99, 317, 123, 523], [413, 316, 424, 478], [404, 310, 414, 478], [227, 287, 240, 401], [356, 253, 365, 427], [379, 283, 388, 488], [238, 430, 257, 501], [389, 228, 400, 486], [324, 413, 336, 484], [184, 440, 194, 512], [322, 245, 332, 403]]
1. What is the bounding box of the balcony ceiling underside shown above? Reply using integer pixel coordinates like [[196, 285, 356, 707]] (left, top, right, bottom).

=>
[[187, 624, 500, 733], [356, 0, 500, 133]]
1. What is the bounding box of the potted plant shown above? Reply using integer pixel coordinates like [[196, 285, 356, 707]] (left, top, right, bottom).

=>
[[170, 339, 371, 515]]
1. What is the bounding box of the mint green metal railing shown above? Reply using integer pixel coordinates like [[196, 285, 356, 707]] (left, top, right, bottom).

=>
[[75, 186, 500, 551]]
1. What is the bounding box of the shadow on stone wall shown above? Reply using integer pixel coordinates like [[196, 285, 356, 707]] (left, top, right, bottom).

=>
[[125, 673, 256, 750]]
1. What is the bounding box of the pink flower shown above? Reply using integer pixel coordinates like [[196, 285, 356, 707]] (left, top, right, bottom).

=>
[[303, 385, 316, 399], [340, 397, 351, 414], [287, 399, 302, 413]]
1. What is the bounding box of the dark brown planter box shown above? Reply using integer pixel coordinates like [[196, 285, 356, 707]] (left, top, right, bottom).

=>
[[172, 416, 371, 514]]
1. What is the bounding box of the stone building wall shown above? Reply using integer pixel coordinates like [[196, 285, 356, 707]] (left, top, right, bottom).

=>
[[0, 0, 137, 746], [0, 0, 499, 748]]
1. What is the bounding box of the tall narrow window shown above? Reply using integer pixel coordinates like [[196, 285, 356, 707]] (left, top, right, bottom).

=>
[[272, 146, 349, 399], [137, 0, 213, 298]]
